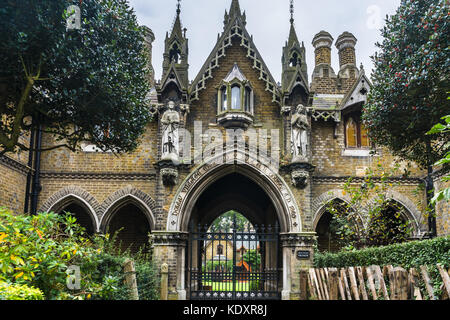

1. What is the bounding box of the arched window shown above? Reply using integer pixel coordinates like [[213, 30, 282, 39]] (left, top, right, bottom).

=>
[[360, 124, 370, 147], [345, 113, 371, 149], [244, 87, 252, 112], [221, 86, 227, 111], [217, 244, 224, 255], [231, 85, 241, 110], [346, 117, 358, 148]]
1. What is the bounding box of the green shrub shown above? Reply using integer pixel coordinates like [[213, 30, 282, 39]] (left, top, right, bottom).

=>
[[0, 282, 44, 300], [314, 236, 450, 269], [0, 207, 160, 300]]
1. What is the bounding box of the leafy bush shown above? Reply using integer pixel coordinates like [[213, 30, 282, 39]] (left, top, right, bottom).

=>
[[0, 207, 159, 300], [0, 282, 44, 300]]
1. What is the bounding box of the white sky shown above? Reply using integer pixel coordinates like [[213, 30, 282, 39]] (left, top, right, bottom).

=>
[[129, 0, 401, 83]]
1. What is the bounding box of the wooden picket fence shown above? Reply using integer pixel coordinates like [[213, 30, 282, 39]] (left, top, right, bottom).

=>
[[299, 264, 450, 300]]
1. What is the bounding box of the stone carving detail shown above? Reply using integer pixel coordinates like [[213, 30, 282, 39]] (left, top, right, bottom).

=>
[[161, 101, 180, 163], [161, 167, 179, 186], [291, 104, 310, 162], [291, 168, 309, 189]]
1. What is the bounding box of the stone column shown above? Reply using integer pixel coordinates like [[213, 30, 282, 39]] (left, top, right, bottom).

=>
[[151, 231, 188, 300], [280, 232, 316, 300]]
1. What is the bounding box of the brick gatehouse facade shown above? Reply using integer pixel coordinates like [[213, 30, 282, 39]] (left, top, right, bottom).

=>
[[0, 0, 448, 300]]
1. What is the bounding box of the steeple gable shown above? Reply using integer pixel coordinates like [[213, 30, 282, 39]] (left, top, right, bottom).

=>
[[224, 0, 246, 27], [190, 0, 281, 105], [282, 0, 309, 104], [161, 0, 189, 95]]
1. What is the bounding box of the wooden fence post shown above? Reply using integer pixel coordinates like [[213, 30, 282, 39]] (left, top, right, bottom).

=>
[[123, 259, 139, 300], [348, 267, 360, 300], [409, 268, 422, 300], [340, 268, 352, 300], [420, 265, 436, 300], [437, 264, 450, 299], [160, 263, 169, 300], [328, 268, 339, 300], [365, 266, 378, 300], [299, 269, 309, 300], [391, 267, 408, 300], [373, 265, 389, 300], [356, 266, 368, 300]]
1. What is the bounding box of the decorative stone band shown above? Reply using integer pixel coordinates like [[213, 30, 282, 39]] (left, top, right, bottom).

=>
[[310, 110, 341, 122], [151, 231, 189, 246], [280, 232, 317, 247], [0, 155, 31, 175], [312, 175, 424, 185], [40, 171, 156, 181]]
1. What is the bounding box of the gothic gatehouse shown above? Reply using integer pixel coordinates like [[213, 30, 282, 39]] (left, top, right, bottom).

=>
[[0, 0, 447, 300]]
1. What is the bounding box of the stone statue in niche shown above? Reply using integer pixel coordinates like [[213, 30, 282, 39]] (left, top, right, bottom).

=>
[[161, 101, 180, 163], [291, 104, 310, 162]]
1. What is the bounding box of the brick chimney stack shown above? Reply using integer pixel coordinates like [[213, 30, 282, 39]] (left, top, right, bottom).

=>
[[312, 31, 333, 66], [336, 32, 358, 79]]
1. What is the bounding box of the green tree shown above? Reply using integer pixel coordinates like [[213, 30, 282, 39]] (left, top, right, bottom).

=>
[[0, 0, 151, 155], [210, 211, 250, 232], [242, 249, 261, 271], [363, 0, 449, 169]]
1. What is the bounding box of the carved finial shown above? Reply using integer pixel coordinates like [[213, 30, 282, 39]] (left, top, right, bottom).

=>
[[176, 0, 181, 15], [290, 0, 294, 25]]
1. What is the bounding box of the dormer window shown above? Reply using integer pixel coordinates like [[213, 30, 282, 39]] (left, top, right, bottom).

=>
[[217, 63, 254, 128]]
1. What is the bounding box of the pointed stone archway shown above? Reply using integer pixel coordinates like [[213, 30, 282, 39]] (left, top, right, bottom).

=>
[[155, 150, 315, 300]]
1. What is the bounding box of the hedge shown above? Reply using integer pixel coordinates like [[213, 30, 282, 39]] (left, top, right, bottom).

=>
[[314, 236, 450, 269]]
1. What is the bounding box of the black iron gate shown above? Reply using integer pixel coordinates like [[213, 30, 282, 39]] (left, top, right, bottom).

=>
[[188, 219, 280, 300]]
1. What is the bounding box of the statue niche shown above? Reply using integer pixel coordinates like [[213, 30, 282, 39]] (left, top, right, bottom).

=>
[[291, 104, 310, 163], [161, 101, 180, 164]]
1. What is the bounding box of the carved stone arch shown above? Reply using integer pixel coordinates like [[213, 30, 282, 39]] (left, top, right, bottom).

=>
[[39, 186, 100, 232], [311, 189, 353, 229], [365, 190, 424, 237], [167, 149, 302, 233], [99, 186, 157, 232]]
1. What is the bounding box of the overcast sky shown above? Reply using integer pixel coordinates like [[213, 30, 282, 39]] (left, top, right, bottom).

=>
[[128, 0, 401, 83]]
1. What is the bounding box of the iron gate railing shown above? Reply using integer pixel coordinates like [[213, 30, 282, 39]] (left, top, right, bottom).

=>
[[188, 220, 280, 300]]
